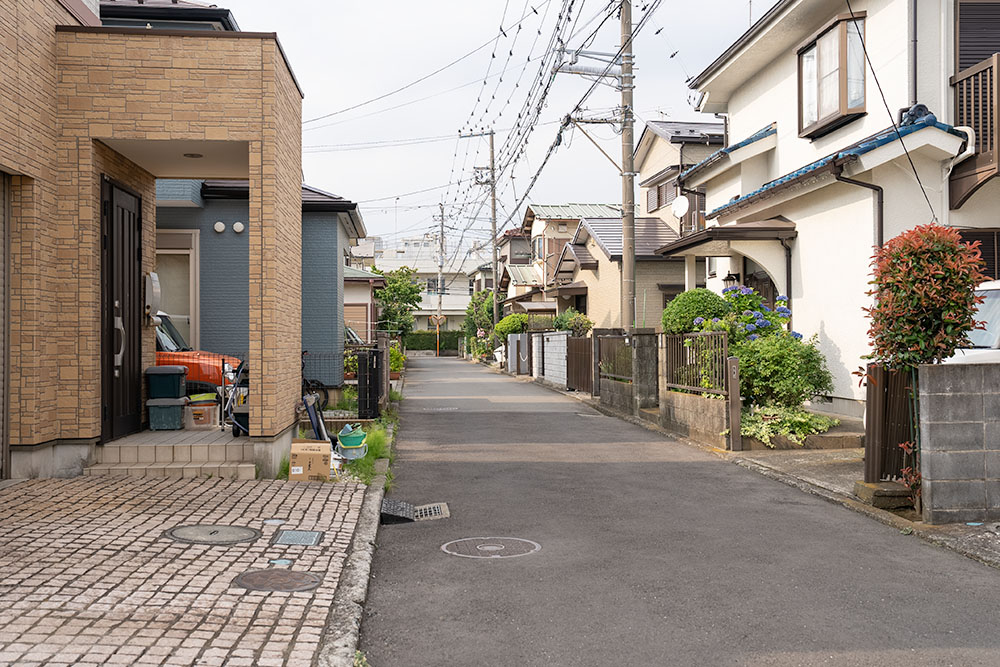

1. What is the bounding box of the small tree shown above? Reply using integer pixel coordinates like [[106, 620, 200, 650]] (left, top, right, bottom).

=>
[[464, 290, 495, 339], [494, 313, 528, 338], [865, 224, 988, 368], [554, 308, 594, 337], [373, 266, 423, 338]]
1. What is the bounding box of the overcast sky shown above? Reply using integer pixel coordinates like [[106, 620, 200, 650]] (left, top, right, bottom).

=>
[[227, 0, 774, 266]]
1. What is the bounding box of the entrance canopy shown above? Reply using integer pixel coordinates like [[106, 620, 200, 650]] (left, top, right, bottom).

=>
[[655, 219, 796, 258]]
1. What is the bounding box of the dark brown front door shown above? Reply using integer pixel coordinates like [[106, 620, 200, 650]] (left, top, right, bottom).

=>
[[101, 177, 143, 442]]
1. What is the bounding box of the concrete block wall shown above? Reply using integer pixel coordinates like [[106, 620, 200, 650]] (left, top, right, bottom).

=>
[[531, 333, 544, 379], [542, 331, 568, 388], [920, 364, 1000, 524]]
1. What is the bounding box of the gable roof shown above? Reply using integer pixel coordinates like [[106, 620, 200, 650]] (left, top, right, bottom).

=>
[[576, 217, 680, 260], [344, 266, 385, 283], [679, 122, 777, 183]]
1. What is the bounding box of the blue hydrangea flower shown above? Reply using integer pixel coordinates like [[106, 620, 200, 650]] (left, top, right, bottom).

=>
[[748, 334, 759, 341], [693, 317, 704, 325], [742, 310, 753, 317], [777, 294, 788, 302], [722, 286, 737, 294], [776, 306, 791, 315], [745, 323, 756, 332], [752, 311, 762, 319], [757, 319, 771, 328], [711, 318, 720, 323], [740, 286, 753, 295], [791, 331, 803, 340], [760, 305, 771, 312]]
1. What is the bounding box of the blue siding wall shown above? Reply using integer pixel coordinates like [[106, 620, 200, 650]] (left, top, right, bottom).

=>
[[301, 212, 345, 386], [157, 200, 249, 357], [156, 179, 204, 207]]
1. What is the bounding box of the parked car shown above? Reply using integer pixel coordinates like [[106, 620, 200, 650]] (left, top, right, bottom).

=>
[[944, 280, 1000, 364], [155, 312, 241, 394]]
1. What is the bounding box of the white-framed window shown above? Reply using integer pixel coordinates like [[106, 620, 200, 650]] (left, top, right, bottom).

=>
[[798, 14, 866, 139], [155, 229, 201, 348]]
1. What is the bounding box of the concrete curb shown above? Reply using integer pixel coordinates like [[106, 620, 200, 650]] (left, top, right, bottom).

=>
[[521, 372, 1000, 572], [318, 421, 398, 666]]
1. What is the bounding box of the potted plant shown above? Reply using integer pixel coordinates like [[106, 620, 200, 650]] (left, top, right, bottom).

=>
[[389, 344, 405, 379], [344, 351, 358, 380]]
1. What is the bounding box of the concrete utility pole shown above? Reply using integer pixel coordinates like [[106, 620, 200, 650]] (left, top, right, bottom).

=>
[[458, 129, 500, 327], [437, 202, 444, 357], [620, 0, 636, 333]]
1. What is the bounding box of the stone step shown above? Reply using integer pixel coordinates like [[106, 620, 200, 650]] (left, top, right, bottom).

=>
[[638, 407, 659, 424], [83, 462, 256, 480], [97, 442, 255, 466]]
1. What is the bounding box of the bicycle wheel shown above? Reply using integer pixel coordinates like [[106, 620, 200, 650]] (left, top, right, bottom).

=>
[[303, 380, 329, 412]]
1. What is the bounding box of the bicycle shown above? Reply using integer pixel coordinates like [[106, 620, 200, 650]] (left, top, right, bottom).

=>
[[301, 351, 330, 411]]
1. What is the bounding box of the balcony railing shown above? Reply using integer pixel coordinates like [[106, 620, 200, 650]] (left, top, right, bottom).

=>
[[951, 54, 999, 208]]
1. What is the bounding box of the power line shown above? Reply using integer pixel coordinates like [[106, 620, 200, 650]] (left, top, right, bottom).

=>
[[303, 0, 554, 124]]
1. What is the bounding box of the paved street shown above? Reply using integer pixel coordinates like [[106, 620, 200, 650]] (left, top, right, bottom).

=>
[[361, 358, 1000, 666], [0, 477, 363, 666]]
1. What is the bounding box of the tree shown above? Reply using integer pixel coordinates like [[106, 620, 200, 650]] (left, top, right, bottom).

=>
[[464, 290, 495, 339], [373, 266, 423, 338]]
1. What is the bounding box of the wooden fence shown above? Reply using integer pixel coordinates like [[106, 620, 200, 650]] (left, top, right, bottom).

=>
[[864, 363, 913, 483], [567, 336, 592, 393]]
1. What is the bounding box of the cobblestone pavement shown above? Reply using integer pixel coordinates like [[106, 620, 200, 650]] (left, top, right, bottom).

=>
[[0, 476, 364, 666]]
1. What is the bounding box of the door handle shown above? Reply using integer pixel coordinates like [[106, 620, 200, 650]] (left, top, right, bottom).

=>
[[114, 300, 126, 368]]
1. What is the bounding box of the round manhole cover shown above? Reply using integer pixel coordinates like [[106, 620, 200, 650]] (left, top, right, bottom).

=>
[[441, 537, 541, 559], [163, 525, 262, 546], [232, 569, 323, 592]]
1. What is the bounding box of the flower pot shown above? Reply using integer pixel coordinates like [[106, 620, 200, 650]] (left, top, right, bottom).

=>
[[344, 372, 356, 380], [390, 371, 401, 380]]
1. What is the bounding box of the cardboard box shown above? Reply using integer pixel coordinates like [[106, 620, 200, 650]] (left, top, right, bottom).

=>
[[289, 440, 332, 482]]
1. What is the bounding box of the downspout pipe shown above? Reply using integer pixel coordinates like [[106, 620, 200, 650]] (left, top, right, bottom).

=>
[[910, 0, 917, 107], [835, 165, 884, 248], [780, 238, 793, 330]]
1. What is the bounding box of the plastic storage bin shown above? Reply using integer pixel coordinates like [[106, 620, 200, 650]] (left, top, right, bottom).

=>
[[147, 397, 188, 430], [146, 366, 188, 399]]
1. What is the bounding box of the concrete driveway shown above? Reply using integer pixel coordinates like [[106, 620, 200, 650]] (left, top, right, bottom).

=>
[[360, 357, 1000, 666]]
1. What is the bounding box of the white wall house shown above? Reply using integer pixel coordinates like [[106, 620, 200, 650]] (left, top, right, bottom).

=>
[[660, 0, 1000, 418]]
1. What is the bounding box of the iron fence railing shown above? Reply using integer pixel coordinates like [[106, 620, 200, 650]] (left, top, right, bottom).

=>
[[598, 335, 633, 382], [662, 331, 729, 395]]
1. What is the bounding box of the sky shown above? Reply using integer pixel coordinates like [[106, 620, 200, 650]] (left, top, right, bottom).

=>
[[227, 0, 775, 268]]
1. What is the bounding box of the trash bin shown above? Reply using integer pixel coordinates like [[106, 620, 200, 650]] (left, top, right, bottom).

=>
[[146, 365, 188, 399]]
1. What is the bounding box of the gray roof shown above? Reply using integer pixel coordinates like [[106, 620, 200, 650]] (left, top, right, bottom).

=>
[[645, 120, 725, 144], [503, 264, 543, 286], [343, 266, 384, 281], [528, 203, 622, 220], [576, 217, 680, 259]]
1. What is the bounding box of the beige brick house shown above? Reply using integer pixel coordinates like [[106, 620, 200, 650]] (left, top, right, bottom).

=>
[[2, 0, 303, 477]]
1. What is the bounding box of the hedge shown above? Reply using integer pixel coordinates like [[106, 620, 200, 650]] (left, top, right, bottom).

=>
[[403, 330, 462, 351]]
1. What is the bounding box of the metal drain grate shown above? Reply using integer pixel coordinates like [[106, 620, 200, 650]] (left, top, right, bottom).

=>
[[270, 530, 324, 546], [232, 569, 322, 592], [441, 537, 541, 559], [414, 503, 450, 521], [163, 525, 262, 546]]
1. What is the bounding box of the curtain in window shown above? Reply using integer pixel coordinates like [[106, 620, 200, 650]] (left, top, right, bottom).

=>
[[800, 47, 818, 126], [817, 28, 840, 119], [846, 18, 865, 109]]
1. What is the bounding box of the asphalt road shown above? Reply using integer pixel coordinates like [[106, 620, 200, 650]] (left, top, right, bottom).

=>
[[360, 357, 1000, 666]]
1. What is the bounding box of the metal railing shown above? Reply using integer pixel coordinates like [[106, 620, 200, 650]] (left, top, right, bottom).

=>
[[662, 331, 729, 395], [598, 335, 633, 382], [954, 53, 997, 159]]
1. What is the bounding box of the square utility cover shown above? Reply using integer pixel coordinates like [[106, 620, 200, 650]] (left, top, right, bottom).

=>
[[271, 530, 324, 546]]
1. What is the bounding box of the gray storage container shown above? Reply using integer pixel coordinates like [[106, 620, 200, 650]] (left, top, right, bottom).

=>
[[146, 365, 188, 399], [147, 397, 188, 430]]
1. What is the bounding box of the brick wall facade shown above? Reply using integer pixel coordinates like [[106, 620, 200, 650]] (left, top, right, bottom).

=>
[[1, 3, 303, 453]]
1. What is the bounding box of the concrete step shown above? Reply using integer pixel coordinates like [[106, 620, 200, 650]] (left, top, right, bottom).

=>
[[638, 407, 659, 424], [96, 442, 255, 465], [83, 462, 256, 480]]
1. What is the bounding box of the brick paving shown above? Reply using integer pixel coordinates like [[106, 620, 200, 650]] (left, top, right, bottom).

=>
[[0, 476, 365, 666]]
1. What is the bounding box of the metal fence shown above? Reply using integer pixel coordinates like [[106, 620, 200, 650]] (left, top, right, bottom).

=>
[[598, 336, 633, 382], [662, 331, 729, 395], [864, 363, 913, 482], [567, 336, 593, 393]]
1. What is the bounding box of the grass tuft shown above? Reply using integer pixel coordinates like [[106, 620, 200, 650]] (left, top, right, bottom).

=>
[[276, 455, 289, 481]]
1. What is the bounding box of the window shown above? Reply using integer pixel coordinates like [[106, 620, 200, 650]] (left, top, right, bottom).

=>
[[959, 229, 999, 279], [469, 278, 476, 295], [798, 15, 866, 139], [426, 277, 443, 294], [557, 222, 568, 232], [533, 236, 544, 262], [647, 187, 658, 212], [707, 257, 718, 278]]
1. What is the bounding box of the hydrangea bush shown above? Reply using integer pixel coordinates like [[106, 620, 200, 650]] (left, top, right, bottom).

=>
[[692, 285, 793, 343]]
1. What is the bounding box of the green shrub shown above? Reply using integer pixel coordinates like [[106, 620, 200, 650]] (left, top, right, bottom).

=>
[[554, 308, 594, 337], [344, 351, 358, 375], [344, 424, 392, 485], [334, 386, 358, 412], [403, 330, 462, 351], [736, 334, 833, 407], [494, 313, 529, 338], [389, 344, 405, 372], [662, 288, 729, 334], [741, 406, 839, 447]]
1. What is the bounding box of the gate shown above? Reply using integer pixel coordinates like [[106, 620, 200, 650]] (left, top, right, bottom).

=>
[[864, 363, 913, 482], [567, 337, 593, 393]]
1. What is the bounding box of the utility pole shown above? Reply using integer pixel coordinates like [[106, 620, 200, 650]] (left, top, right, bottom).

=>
[[437, 202, 444, 357], [620, 0, 636, 333], [459, 129, 500, 327]]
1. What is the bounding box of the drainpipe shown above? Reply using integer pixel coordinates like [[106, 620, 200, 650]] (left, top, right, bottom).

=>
[[780, 238, 792, 330], [835, 165, 884, 248]]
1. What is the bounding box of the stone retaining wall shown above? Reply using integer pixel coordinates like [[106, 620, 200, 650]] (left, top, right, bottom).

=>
[[659, 391, 728, 449]]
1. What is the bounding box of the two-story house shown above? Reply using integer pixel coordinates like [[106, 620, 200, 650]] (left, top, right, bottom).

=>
[[658, 0, 999, 418]]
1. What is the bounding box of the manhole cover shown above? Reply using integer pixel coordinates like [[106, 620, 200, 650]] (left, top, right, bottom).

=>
[[163, 525, 262, 546], [271, 530, 324, 546], [414, 503, 450, 521], [441, 537, 541, 559], [232, 569, 322, 592]]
